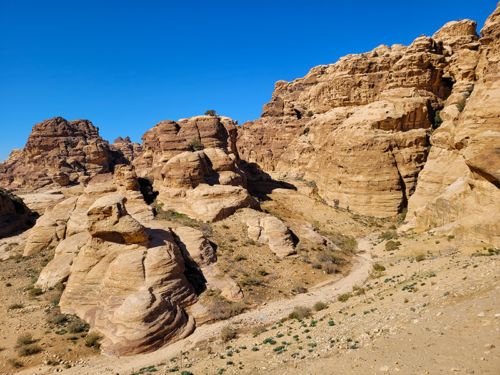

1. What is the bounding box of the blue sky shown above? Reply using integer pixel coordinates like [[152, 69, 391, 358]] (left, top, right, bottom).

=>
[[0, 0, 496, 161]]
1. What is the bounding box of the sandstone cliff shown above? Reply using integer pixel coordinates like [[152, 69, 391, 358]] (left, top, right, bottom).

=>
[[0, 117, 134, 190], [237, 19, 482, 218], [405, 3, 500, 246]]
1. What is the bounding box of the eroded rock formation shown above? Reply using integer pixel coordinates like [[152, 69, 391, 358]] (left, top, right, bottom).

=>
[[60, 194, 197, 355], [237, 19, 483, 217], [134, 115, 258, 222], [405, 3, 500, 246], [247, 217, 296, 257]]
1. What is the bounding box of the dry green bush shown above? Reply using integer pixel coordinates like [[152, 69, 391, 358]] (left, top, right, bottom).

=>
[[8, 358, 23, 368], [289, 305, 312, 319], [220, 325, 235, 342], [18, 344, 41, 357], [16, 333, 33, 347], [313, 301, 328, 311], [68, 319, 87, 333], [84, 331, 102, 349], [28, 288, 43, 298], [337, 292, 352, 303], [292, 282, 307, 294]]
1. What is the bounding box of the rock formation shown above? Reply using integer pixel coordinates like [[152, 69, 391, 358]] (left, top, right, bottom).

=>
[[133, 115, 258, 222], [237, 20, 483, 217], [0, 188, 36, 238], [247, 217, 296, 257], [0, 117, 113, 189], [110, 136, 142, 165], [405, 3, 500, 246], [60, 194, 197, 356]]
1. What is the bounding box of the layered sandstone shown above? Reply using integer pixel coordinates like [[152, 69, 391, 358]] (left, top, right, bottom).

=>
[[0, 117, 139, 190], [60, 194, 197, 355], [405, 3, 500, 246], [134, 115, 258, 222], [247, 217, 296, 257], [237, 20, 482, 217]]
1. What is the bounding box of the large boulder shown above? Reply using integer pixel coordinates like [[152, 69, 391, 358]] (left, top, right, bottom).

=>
[[247, 216, 296, 258], [60, 194, 197, 356]]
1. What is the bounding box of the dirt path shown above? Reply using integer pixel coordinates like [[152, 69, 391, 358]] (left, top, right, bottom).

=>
[[20, 235, 375, 375]]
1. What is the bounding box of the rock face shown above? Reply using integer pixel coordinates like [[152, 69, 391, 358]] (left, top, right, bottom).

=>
[[405, 3, 500, 246], [0, 117, 113, 189], [0, 188, 36, 238], [60, 194, 197, 356], [247, 217, 296, 257], [237, 20, 483, 217], [110, 137, 142, 165], [134, 115, 258, 222]]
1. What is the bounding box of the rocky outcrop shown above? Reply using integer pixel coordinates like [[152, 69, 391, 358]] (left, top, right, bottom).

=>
[[135, 115, 258, 222], [247, 217, 296, 257], [0, 188, 36, 238], [405, 3, 500, 246], [237, 19, 483, 217], [60, 194, 197, 356], [110, 137, 142, 165], [0, 117, 113, 189]]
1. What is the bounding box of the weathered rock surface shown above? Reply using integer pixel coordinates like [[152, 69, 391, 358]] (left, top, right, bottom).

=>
[[0, 188, 35, 239], [36, 232, 89, 289], [405, 3, 500, 246], [172, 226, 242, 300], [247, 216, 296, 257], [0, 117, 114, 189], [135, 115, 258, 222], [237, 19, 482, 217], [60, 194, 197, 356], [110, 136, 142, 165]]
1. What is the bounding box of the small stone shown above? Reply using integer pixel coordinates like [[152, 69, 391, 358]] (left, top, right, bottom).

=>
[[484, 344, 495, 349], [380, 366, 390, 372], [477, 312, 485, 317]]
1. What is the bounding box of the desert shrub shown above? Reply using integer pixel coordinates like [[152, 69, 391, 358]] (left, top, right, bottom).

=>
[[8, 358, 23, 368], [230, 301, 245, 316], [303, 127, 310, 135], [240, 275, 263, 286], [333, 199, 339, 208], [337, 293, 352, 303], [352, 284, 365, 296], [322, 260, 336, 274], [313, 301, 327, 311], [385, 240, 401, 251], [8, 303, 23, 310], [434, 110, 443, 128], [228, 236, 237, 243], [456, 99, 466, 112], [220, 325, 236, 342], [18, 344, 41, 357], [415, 254, 426, 262], [84, 331, 102, 349], [208, 299, 232, 321], [292, 282, 307, 294], [47, 312, 67, 325], [447, 235, 455, 241], [16, 333, 33, 347], [306, 111, 313, 117], [189, 138, 204, 151], [289, 305, 312, 319], [256, 269, 268, 276], [311, 259, 322, 269], [199, 223, 212, 237], [221, 224, 229, 229], [247, 238, 256, 246], [205, 109, 216, 116], [28, 288, 43, 297], [380, 231, 397, 240], [68, 319, 87, 334], [6, 282, 12, 287], [234, 254, 246, 261], [373, 263, 386, 272], [342, 238, 358, 252]]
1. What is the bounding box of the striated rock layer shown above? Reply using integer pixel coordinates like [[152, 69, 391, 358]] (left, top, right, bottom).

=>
[[0, 117, 135, 190], [405, 3, 500, 246], [60, 194, 197, 356], [237, 19, 482, 217], [134, 115, 258, 222]]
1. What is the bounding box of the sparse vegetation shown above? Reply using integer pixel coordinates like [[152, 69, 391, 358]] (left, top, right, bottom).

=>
[[28, 287, 43, 297], [8, 358, 23, 368], [205, 109, 217, 116], [289, 305, 312, 319], [313, 301, 328, 311], [8, 303, 23, 310], [189, 138, 204, 151], [18, 344, 41, 357], [292, 282, 307, 294], [16, 333, 33, 347], [385, 240, 401, 251], [456, 99, 466, 112], [220, 325, 236, 342], [337, 292, 352, 302], [434, 110, 443, 128], [84, 331, 102, 349]]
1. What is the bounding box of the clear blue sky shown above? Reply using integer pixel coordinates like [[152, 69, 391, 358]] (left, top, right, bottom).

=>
[[0, 0, 496, 161]]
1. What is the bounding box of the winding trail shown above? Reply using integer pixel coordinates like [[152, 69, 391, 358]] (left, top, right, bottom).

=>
[[32, 235, 376, 375]]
